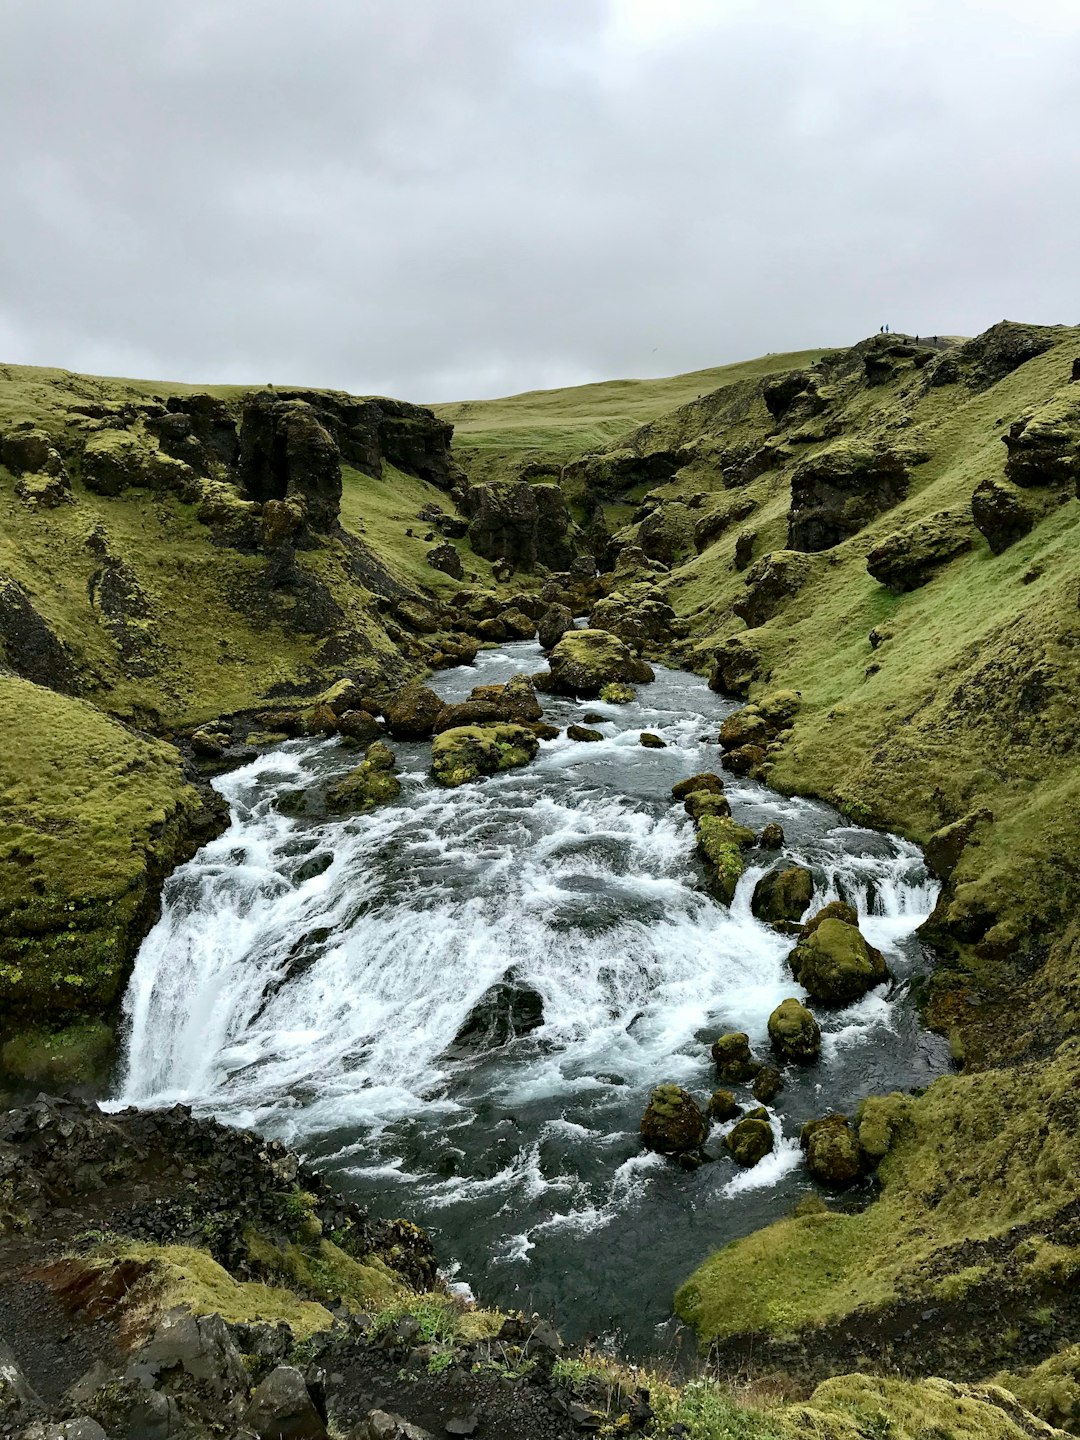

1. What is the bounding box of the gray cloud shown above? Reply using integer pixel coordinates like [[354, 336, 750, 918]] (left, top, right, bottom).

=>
[[1, 0, 1077, 400]]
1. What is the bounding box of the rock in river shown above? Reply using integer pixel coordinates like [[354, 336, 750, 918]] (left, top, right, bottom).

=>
[[640, 1083, 708, 1155], [788, 917, 890, 1005], [431, 723, 539, 787]]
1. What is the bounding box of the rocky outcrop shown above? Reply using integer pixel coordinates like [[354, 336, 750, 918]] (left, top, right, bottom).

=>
[[588, 594, 682, 648], [788, 918, 890, 1005], [707, 635, 760, 697], [541, 628, 653, 696], [0, 576, 79, 692], [926, 320, 1056, 393], [695, 816, 755, 903], [237, 395, 343, 531], [1, 426, 71, 506], [866, 511, 974, 592], [636, 502, 695, 566], [788, 442, 912, 551], [462, 481, 576, 571], [734, 551, 812, 627], [426, 542, 463, 579], [430, 724, 539, 786], [639, 1083, 708, 1154], [537, 603, 574, 651], [767, 998, 822, 1063], [1003, 394, 1080, 489], [972, 478, 1036, 554], [718, 692, 800, 773], [693, 496, 756, 553], [562, 447, 682, 502]]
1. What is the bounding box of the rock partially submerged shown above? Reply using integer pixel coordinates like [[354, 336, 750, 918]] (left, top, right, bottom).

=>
[[430, 724, 539, 787], [788, 918, 890, 1005], [751, 865, 814, 924], [767, 998, 822, 1064], [325, 741, 400, 813], [711, 1032, 762, 1084], [802, 1112, 864, 1188], [725, 1110, 775, 1168], [541, 628, 653, 697], [640, 1084, 709, 1155], [383, 682, 446, 739]]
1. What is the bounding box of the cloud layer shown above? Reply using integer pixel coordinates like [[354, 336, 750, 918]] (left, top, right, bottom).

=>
[[2, 1, 1077, 400]]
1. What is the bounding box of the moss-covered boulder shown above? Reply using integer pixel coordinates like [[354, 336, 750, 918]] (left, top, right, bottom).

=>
[[802, 900, 860, 935], [719, 708, 769, 750], [758, 822, 784, 849], [683, 790, 732, 821], [734, 551, 812, 628], [0, 1018, 116, 1089], [640, 1083, 709, 1155], [767, 997, 822, 1064], [430, 724, 539, 787], [856, 1092, 914, 1164], [639, 732, 666, 748], [325, 741, 401, 813], [725, 1111, 775, 1168], [383, 681, 446, 739], [710, 1032, 762, 1084], [787, 441, 912, 551], [1003, 392, 1080, 489], [537, 603, 574, 651], [671, 772, 725, 801], [752, 1066, 783, 1104], [801, 1112, 863, 1188], [788, 918, 890, 1005], [751, 865, 814, 923], [708, 1088, 740, 1121], [336, 709, 383, 746], [972, 477, 1036, 554], [599, 682, 634, 703], [544, 628, 651, 697], [866, 511, 974, 592], [567, 724, 603, 743], [695, 816, 755, 904]]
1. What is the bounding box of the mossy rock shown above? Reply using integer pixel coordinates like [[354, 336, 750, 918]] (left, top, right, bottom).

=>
[[802, 900, 859, 935], [1, 1018, 116, 1088], [683, 789, 732, 821], [710, 1031, 762, 1084], [719, 707, 768, 749], [788, 918, 890, 1005], [801, 1112, 863, 1189], [752, 1065, 783, 1104], [751, 865, 814, 923], [671, 772, 725, 801], [640, 1083, 708, 1155], [856, 1091, 913, 1163], [708, 1088, 740, 1121], [431, 723, 539, 787], [758, 822, 784, 849], [725, 1114, 775, 1168], [383, 681, 446, 739], [768, 997, 822, 1064], [599, 682, 634, 703], [325, 743, 402, 813], [639, 732, 666, 748], [544, 628, 648, 697], [695, 816, 755, 904], [567, 724, 603, 743]]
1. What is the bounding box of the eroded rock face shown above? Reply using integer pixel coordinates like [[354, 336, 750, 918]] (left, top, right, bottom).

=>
[[972, 478, 1035, 554], [463, 481, 576, 571], [734, 551, 811, 628], [788, 443, 912, 552], [243, 1364, 328, 1439], [237, 396, 342, 531], [866, 511, 974, 592], [707, 635, 760, 696], [426, 542, 463, 579], [589, 594, 682, 649], [788, 918, 890, 1005], [543, 628, 652, 696], [640, 1083, 708, 1154], [926, 320, 1056, 393], [1003, 394, 1080, 489]]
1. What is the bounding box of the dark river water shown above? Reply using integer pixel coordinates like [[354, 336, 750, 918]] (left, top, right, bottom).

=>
[[110, 639, 949, 1352]]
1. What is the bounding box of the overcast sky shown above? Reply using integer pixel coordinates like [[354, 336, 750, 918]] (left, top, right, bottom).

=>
[[1, 1, 1077, 402]]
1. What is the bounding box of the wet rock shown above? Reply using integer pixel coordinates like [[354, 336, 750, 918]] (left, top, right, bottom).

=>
[[190, 726, 228, 758], [348, 1411, 434, 1440], [696, 817, 755, 904], [682, 790, 731, 820], [802, 900, 859, 934], [599, 681, 635, 703], [787, 443, 912, 551], [451, 982, 544, 1051], [243, 1364, 327, 1439], [426, 542, 463, 579], [752, 1066, 783, 1104], [710, 1032, 762, 1084], [788, 918, 890, 1005], [924, 808, 992, 880], [544, 628, 652, 696], [802, 1112, 863, 1188], [468, 673, 543, 724], [708, 1089, 740, 1121], [567, 724, 603, 742], [671, 772, 725, 801], [639, 732, 666, 748], [499, 607, 537, 639], [767, 998, 822, 1064], [589, 594, 679, 648], [431, 723, 539, 787], [434, 700, 504, 732], [734, 551, 812, 627], [325, 742, 401, 812], [971, 477, 1036, 554], [866, 511, 974, 592], [751, 865, 814, 923], [721, 744, 767, 778], [337, 709, 383, 746], [758, 822, 784, 849], [725, 1111, 775, 1167], [537, 603, 574, 651], [528, 721, 561, 740], [640, 1083, 709, 1154], [383, 682, 446, 739]]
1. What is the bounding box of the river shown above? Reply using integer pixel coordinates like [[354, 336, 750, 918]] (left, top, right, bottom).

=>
[[110, 638, 949, 1351]]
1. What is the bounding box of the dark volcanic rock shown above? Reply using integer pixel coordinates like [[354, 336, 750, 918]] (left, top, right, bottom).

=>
[[788, 443, 912, 551], [426, 542, 463, 579], [866, 511, 974, 592], [639, 1083, 708, 1155], [801, 1112, 863, 1188], [926, 321, 1056, 393], [243, 1365, 328, 1439], [383, 682, 446, 739], [751, 866, 814, 923], [463, 481, 576, 572], [734, 552, 811, 628], [708, 635, 760, 696], [537, 603, 574, 651], [451, 981, 544, 1052], [1003, 394, 1080, 489], [972, 478, 1036, 554], [0, 575, 79, 692], [238, 395, 342, 530]]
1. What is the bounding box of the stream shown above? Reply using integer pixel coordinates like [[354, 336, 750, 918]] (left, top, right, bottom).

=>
[[110, 639, 949, 1351]]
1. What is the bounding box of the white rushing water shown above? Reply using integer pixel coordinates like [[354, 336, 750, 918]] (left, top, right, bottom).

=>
[[109, 640, 946, 1344]]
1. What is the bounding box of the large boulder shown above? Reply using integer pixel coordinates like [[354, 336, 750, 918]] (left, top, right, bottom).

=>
[[237, 395, 342, 530], [707, 635, 760, 697], [1004, 394, 1080, 489], [243, 1364, 327, 1439], [788, 918, 890, 1005], [468, 673, 543, 723], [588, 594, 679, 648], [426, 542, 463, 579], [543, 628, 652, 696], [683, 789, 731, 820], [671, 772, 725, 801], [751, 865, 814, 923], [972, 478, 1036, 554], [725, 1110, 775, 1168], [537, 603, 574, 651], [640, 1083, 708, 1154], [866, 511, 974, 592], [636, 503, 695, 566], [325, 741, 401, 812], [802, 900, 859, 934], [801, 1113, 863, 1189], [695, 816, 755, 904], [734, 551, 811, 628], [431, 723, 539, 787], [451, 981, 544, 1052], [463, 480, 576, 571], [787, 442, 912, 551], [383, 682, 446, 738], [767, 998, 822, 1063]]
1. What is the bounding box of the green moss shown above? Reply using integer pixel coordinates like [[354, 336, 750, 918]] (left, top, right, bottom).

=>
[[0, 1017, 115, 1086], [785, 1374, 1071, 1440], [696, 816, 754, 903], [996, 1344, 1080, 1432], [245, 1228, 404, 1312], [431, 723, 539, 787]]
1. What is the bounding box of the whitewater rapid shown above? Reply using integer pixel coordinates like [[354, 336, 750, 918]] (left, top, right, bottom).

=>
[[110, 639, 948, 1346]]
